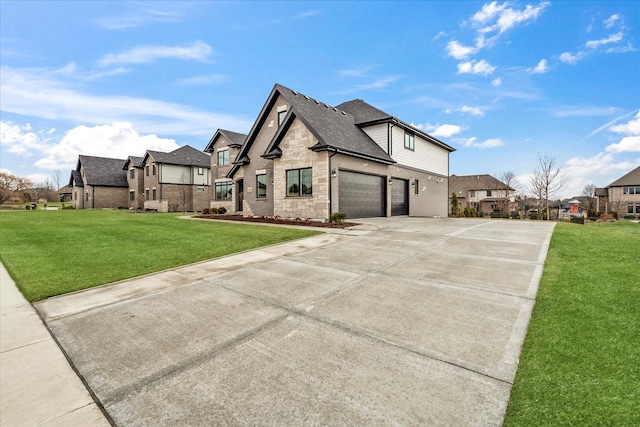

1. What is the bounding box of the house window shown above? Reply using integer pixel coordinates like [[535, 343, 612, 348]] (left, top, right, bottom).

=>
[[470, 190, 475, 197], [146, 165, 149, 176], [628, 204, 634, 214], [404, 132, 415, 150], [196, 187, 205, 192], [152, 164, 156, 176], [130, 169, 135, 179], [152, 189, 156, 200], [636, 204, 640, 214], [217, 150, 229, 166], [198, 167, 204, 175], [215, 182, 233, 201], [286, 168, 312, 197], [414, 179, 419, 195], [145, 189, 149, 199], [256, 174, 267, 198], [129, 191, 135, 201], [487, 190, 492, 197], [278, 110, 287, 126], [85, 192, 89, 201]]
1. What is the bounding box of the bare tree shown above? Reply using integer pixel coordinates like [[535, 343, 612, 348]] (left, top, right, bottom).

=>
[[53, 169, 63, 191], [580, 184, 597, 216], [497, 171, 519, 217], [530, 153, 567, 220], [0, 172, 33, 204]]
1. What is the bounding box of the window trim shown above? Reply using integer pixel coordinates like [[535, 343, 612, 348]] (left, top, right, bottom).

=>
[[129, 191, 135, 202], [404, 132, 415, 151], [215, 182, 233, 201], [414, 179, 419, 195], [286, 167, 313, 197], [198, 167, 204, 175], [278, 110, 287, 126], [130, 169, 135, 179], [256, 174, 267, 199], [217, 150, 230, 166], [145, 165, 149, 176]]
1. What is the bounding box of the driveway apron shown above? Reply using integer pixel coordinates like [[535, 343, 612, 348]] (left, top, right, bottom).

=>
[[36, 218, 555, 426]]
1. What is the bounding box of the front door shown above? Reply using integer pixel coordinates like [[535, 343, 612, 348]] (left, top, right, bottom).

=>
[[236, 179, 244, 212]]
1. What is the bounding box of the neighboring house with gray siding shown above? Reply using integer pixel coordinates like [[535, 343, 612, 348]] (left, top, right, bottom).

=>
[[69, 155, 129, 209], [205, 83, 455, 220], [603, 165, 640, 217], [138, 145, 211, 212]]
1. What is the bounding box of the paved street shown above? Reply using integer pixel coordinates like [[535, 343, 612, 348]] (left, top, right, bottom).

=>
[[35, 217, 555, 426]]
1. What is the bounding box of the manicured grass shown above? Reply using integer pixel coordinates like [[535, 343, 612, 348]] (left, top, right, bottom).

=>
[[504, 221, 639, 426], [0, 210, 320, 302]]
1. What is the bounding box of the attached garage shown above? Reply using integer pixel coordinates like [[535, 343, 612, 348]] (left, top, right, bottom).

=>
[[391, 178, 409, 215], [338, 170, 386, 218]]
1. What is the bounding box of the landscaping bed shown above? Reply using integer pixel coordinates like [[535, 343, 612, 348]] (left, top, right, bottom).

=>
[[194, 214, 360, 229]]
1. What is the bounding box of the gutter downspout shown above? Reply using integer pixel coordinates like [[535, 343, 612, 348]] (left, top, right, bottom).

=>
[[328, 148, 338, 220]]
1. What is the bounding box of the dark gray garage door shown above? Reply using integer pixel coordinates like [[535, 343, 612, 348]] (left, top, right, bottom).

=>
[[338, 170, 385, 218], [391, 178, 408, 216]]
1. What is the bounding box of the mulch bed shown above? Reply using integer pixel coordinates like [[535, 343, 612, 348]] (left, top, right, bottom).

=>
[[193, 214, 359, 229]]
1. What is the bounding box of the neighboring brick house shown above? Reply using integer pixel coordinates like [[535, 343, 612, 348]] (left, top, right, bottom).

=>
[[602, 165, 640, 217], [205, 83, 455, 220], [138, 145, 211, 212], [204, 129, 247, 213], [449, 174, 517, 216], [69, 156, 129, 209], [58, 185, 73, 202], [122, 156, 145, 210]]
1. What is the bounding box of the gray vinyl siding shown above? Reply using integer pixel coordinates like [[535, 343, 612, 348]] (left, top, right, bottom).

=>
[[391, 126, 449, 176]]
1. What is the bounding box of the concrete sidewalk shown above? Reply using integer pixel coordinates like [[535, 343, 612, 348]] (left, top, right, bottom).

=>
[[32, 217, 555, 426], [0, 264, 110, 427]]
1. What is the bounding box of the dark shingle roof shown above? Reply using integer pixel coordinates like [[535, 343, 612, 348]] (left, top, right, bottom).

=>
[[335, 99, 392, 124], [204, 129, 247, 152], [123, 156, 144, 170], [260, 84, 395, 164], [77, 156, 128, 187], [607, 165, 640, 187], [69, 170, 84, 187], [145, 145, 210, 166], [449, 174, 515, 196]]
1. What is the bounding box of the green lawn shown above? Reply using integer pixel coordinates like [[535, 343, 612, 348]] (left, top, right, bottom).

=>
[[0, 210, 320, 302], [504, 221, 640, 426]]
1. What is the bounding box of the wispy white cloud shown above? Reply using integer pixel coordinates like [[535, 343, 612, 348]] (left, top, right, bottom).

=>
[[334, 76, 400, 95], [559, 51, 581, 65], [552, 105, 622, 118], [606, 111, 640, 153], [337, 66, 377, 77], [295, 10, 320, 18], [604, 14, 620, 30], [457, 59, 496, 76], [420, 124, 463, 138], [586, 32, 623, 49], [446, 40, 477, 59], [491, 77, 502, 87], [561, 152, 637, 197], [460, 136, 504, 148], [0, 66, 252, 137], [528, 59, 549, 74], [99, 41, 212, 66], [0, 121, 53, 156], [95, 3, 185, 30], [444, 105, 485, 116], [469, 1, 550, 46]]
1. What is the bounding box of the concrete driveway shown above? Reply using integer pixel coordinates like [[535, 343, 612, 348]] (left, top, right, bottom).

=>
[[36, 217, 555, 426]]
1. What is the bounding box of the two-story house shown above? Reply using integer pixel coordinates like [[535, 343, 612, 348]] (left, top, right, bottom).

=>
[[449, 174, 517, 216], [69, 155, 129, 209], [136, 145, 211, 212], [122, 156, 145, 210], [205, 83, 455, 220], [602, 165, 640, 217]]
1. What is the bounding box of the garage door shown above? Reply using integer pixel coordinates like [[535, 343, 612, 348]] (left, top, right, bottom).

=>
[[338, 170, 385, 218], [391, 178, 409, 216]]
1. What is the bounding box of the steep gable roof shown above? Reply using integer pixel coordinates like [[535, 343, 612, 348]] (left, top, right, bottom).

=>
[[143, 145, 210, 167], [69, 170, 84, 187], [76, 155, 128, 187], [336, 99, 392, 124], [123, 156, 144, 170], [607, 165, 640, 187], [450, 174, 516, 196], [204, 129, 247, 152]]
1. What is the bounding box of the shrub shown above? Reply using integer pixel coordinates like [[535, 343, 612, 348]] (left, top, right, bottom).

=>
[[623, 215, 636, 220], [463, 206, 477, 217], [330, 212, 347, 224], [201, 207, 210, 215], [217, 206, 227, 214], [210, 207, 218, 214]]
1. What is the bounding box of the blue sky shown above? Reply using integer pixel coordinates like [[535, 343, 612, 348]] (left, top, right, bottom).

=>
[[1, 1, 638, 198]]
